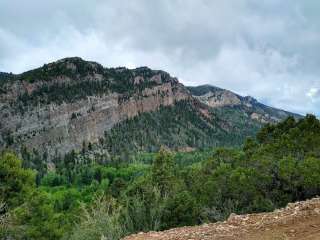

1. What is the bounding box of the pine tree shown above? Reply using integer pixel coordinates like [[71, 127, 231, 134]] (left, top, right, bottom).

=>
[[151, 148, 176, 196]]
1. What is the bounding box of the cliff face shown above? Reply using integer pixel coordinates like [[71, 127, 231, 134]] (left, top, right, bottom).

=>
[[188, 85, 300, 123], [0, 57, 300, 159], [0, 58, 190, 158], [190, 86, 242, 108]]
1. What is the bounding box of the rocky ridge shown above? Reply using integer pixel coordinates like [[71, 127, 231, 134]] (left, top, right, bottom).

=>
[[188, 85, 299, 123], [0, 57, 299, 159], [0, 58, 190, 157]]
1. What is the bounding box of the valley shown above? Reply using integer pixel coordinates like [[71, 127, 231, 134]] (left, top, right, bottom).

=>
[[1, 58, 319, 240]]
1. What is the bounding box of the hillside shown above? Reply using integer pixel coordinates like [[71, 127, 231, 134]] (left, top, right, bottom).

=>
[[188, 85, 301, 123], [123, 198, 320, 240], [0, 57, 299, 160], [2, 114, 320, 240]]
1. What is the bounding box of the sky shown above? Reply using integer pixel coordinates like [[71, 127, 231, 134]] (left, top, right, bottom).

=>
[[0, 1, 319, 115]]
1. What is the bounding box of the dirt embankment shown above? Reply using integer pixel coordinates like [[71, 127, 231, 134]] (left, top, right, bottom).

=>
[[123, 198, 320, 240]]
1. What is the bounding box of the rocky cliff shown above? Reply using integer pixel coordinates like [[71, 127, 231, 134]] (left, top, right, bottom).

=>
[[0, 57, 299, 160], [0, 58, 190, 158], [188, 85, 300, 123]]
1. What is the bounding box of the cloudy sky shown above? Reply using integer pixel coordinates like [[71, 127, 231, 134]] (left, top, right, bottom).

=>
[[0, 1, 319, 115]]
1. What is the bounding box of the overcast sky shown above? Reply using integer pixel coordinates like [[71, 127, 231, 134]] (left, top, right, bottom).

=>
[[0, 1, 319, 115]]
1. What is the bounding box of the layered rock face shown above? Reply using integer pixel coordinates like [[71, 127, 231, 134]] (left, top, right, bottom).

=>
[[0, 58, 190, 158], [189, 85, 241, 108], [0, 57, 300, 160], [188, 85, 300, 123]]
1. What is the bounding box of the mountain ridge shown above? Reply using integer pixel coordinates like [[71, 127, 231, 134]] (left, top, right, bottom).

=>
[[187, 85, 301, 123], [0, 57, 300, 160]]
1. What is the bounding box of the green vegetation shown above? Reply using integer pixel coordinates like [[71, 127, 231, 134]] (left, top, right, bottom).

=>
[[1, 115, 320, 239], [0, 152, 35, 208], [0, 72, 15, 89], [188, 85, 301, 121], [102, 101, 260, 155], [17, 80, 112, 106], [8, 58, 172, 108], [17, 57, 105, 83], [187, 85, 223, 96]]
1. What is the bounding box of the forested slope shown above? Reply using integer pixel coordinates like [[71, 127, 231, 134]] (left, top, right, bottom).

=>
[[1, 115, 320, 239]]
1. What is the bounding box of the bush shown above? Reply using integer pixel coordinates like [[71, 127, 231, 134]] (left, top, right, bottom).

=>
[[41, 172, 67, 187], [0, 152, 35, 208], [69, 197, 124, 240]]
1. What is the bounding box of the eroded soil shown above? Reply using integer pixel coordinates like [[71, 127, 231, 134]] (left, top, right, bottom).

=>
[[123, 198, 320, 240]]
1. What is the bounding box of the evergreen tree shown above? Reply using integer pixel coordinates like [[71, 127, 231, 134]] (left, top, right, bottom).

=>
[[151, 149, 176, 196], [0, 152, 35, 208]]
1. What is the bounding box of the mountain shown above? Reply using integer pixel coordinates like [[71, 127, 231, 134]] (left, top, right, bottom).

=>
[[0, 57, 299, 160], [187, 85, 300, 123]]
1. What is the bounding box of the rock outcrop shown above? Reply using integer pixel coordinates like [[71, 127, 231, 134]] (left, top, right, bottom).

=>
[[0, 57, 299, 159], [0, 58, 190, 158], [188, 85, 300, 123]]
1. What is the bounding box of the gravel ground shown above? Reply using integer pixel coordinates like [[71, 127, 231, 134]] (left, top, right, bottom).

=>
[[123, 198, 320, 240]]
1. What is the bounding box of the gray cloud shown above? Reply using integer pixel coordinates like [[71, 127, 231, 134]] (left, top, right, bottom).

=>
[[0, 0, 319, 115]]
